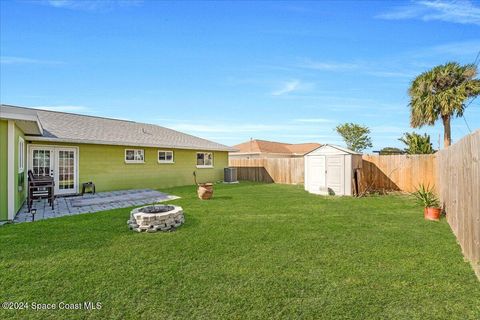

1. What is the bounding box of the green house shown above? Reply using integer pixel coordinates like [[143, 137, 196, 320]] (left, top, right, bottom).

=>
[[0, 104, 234, 221]]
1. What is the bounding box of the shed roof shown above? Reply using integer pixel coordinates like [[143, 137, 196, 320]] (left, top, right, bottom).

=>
[[305, 144, 362, 155]]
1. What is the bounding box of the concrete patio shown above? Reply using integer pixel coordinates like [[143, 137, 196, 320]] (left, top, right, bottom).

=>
[[14, 189, 179, 223]]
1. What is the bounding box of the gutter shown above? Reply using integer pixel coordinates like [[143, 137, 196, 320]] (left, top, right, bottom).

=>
[[24, 136, 236, 152]]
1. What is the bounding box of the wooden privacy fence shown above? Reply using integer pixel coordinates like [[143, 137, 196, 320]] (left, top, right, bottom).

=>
[[229, 155, 438, 192], [437, 130, 480, 273], [229, 158, 304, 184], [360, 154, 437, 193]]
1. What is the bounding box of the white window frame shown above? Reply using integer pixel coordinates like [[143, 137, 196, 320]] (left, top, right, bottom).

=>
[[196, 152, 214, 168], [125, 149, 145, 164], [158, 150, 174, 164], [18, 137, 25, 173]]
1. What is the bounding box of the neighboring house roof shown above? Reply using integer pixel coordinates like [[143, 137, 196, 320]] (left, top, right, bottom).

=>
[[232, 139, 321, 155], [305, 144, 362, 155], [0, 104, 235, 152]]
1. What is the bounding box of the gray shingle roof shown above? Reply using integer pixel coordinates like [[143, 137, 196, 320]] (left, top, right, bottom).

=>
[[1, 105, 235, 151]]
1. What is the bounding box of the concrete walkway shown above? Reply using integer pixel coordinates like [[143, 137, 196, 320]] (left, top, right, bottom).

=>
[[14, 189, 179, 223]]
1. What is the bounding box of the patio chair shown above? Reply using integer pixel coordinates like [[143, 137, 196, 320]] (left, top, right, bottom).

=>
[[27, 170, 55, 212]]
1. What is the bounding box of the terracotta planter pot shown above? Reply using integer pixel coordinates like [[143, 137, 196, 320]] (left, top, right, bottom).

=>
[[197, 183, 213, 200], [424, 207, 441, 221]]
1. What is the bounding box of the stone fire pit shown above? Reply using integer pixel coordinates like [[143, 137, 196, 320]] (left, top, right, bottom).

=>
[[127, 204, 184, 232]]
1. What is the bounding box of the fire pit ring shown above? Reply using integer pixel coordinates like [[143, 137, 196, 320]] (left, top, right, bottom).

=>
[[127, 204, 184, 232]]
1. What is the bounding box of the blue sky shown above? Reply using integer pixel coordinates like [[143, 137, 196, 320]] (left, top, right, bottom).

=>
[[1, 0, 479, 151]]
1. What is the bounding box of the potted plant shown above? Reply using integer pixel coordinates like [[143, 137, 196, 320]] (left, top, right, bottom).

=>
[[193, 171, 213, 200], [412, 184, 441, 221]]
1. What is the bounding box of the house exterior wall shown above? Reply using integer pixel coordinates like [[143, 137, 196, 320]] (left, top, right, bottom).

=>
[[0, 121, 28, 220], [0, 120, 8, 220], [28, 141, 228, 192], [14, 124, 26, 213]]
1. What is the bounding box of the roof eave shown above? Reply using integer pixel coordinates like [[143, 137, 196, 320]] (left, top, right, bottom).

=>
[[304, 144, 362, 156], [0, 111, 44, 135], [24, 136, 236, 152]]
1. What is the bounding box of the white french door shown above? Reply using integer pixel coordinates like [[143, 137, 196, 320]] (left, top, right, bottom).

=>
[[29, 146, 78, 195]]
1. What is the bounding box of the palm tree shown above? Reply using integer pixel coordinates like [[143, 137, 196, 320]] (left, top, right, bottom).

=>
[[399, 132, 435, 154], [408, 62, 480, 148]]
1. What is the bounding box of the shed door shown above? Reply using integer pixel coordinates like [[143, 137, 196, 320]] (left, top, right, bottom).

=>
[[308, 156, 326, 194], [326, 156, 344, 195]]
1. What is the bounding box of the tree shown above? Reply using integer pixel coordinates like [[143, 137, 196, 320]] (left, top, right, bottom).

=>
[[335, 123, 372, 152], [408, 62, 480, 148], [399, 132, 435, 154]]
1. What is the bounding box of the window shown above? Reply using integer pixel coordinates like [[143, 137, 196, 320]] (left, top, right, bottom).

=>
[[158, 150, 174, 163], [196, 152, 213, 168], [125, 149, 145, 163], [18, 137, 25, 173]]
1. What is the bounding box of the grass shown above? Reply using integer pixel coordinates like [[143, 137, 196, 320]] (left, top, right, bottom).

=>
[[0, 182, 479, 319]]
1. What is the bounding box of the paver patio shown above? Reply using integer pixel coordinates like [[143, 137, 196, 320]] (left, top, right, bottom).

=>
[[14, 189, 179, 223]]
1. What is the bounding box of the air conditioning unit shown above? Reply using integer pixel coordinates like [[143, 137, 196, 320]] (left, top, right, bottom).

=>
[[224, 167, 238, 183]]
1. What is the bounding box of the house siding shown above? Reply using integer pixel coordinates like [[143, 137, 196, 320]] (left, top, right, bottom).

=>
[[29, 141, 228, 192], [0, 120, 8, 220], [14, 124, 26, 213]]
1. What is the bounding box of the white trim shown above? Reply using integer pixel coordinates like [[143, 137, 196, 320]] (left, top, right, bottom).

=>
[[0, 111, 39, 122], [124, 148, 145, 164], [18, 137, 25, 173], [24, 136, 235, 152], [305, 144, 361, 156], [157, 150, 174, 164], [27, 144, 80, 195], [7, 121, 15, 220], [196, 151, 214, 168], [28, 145, 54, 177], [54, 147, 79, 195], [0, 111, 43, 135]]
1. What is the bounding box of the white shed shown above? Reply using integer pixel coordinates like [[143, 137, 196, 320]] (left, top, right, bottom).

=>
[[304, 144, 362, 196]]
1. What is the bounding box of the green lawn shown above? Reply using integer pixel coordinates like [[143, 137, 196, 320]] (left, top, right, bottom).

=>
[[1, 183, 479, 319]]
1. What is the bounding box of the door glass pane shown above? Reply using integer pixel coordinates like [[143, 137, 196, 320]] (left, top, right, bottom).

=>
[[32, 150, 51, 176], [58, 150, 75, 190]]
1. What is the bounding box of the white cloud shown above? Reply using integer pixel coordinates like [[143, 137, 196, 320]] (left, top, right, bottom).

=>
[[296, 58, 416, 79], [366, 71, 415, 78], [0, 56, 63, 65], [31, 105, 91, 113], [298, 59, 359, 71], [39, 0, 142, 11], [294, 118, 333, 123], [271, 80, 302, 96], [165, 123, 293, 134], [377, 0, 480, 25], [427, 40, 480, 56], [155, 119, 345, 145]]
